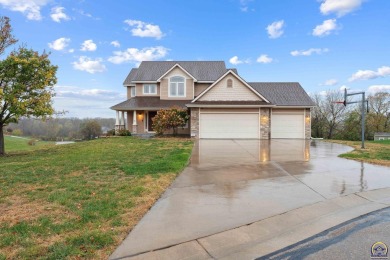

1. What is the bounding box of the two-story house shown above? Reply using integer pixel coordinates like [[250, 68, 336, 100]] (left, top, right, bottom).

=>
[[111, 61, 315, 139]]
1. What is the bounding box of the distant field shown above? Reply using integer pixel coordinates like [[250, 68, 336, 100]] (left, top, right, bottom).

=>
[[326, 139, 390, 167], [0, 137, 193, 259], [4, 135, 55, 153]]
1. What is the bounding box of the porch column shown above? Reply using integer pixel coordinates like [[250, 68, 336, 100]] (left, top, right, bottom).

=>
[[115, 111, 120, 134], [121, 111, 126, 130], [132, 110, 137, 133]]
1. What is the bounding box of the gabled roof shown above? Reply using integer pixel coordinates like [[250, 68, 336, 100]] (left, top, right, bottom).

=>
[[193, 70, 270, 103], [129, 61, 227, 82], [123, 68, 138, 86], [156, 63, 197, 82], [249, 82, 315, 106]]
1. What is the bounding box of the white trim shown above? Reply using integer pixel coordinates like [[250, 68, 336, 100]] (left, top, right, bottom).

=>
[[186, 104, 276, 108], [192, 70, 270, 103], [273, 105, 316, 108], [197, 81, 214, 83], [157, 63, 197, 82], [143, 84, 157, 95], [132, 81, 157, 83], [168, 75, 186, 97]]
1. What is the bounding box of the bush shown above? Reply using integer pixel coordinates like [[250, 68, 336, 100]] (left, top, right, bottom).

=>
[[106, 129, 116, 136], [80, 120, 102, 140], [28, 139, 36, 146], [152, 107, 189, 136], [117, 129, 131, 136], [12, 129, 22, 136]]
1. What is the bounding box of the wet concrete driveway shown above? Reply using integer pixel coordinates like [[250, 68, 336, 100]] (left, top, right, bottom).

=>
[[110, 140, 390, 259]]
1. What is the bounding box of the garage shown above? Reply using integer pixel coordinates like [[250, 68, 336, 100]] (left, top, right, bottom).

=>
[[200, 112, 259, 139], [271, 110, 304, 139]]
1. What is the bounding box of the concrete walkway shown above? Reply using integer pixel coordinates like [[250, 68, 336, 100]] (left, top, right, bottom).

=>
[[110, 140, 390, 259]]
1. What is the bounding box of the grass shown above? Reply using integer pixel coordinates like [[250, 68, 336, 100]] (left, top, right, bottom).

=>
[[0, 137, 193, 259], [4, 135, 55, 153], [326, 139, 390, 167]]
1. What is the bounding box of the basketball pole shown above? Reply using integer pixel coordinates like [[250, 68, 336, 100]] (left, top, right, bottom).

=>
[[341, 88, 368, 149]]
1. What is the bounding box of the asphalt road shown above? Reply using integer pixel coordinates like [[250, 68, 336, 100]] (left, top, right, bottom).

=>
[[257, 207, 390, 260]]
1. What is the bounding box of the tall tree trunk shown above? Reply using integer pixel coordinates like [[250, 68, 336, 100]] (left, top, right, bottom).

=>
[[0, 125, 4, 156]]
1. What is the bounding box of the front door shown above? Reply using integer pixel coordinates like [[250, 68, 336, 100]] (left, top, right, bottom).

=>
[[148, 111, 157, 131]]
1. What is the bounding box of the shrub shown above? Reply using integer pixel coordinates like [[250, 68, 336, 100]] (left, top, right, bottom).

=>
[[12, 129, 22, 136], [80, 120, 102, 140], [117, 129, 131, 136], [28, 139, 36, 146], [106, 129, 116, 136], [152, 107, 189, 136]]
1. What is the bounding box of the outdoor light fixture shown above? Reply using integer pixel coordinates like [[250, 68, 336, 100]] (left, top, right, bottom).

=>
[[138, 112, 144, 121], [261, 115, 269, 124]]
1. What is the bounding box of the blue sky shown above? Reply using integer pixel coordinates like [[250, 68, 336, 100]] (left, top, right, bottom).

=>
[[0, 0, 389, 118]]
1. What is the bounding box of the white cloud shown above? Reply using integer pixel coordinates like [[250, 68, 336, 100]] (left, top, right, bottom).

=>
[[239, 0, 254, 12], [229, 56, 250, 65], [256, 54, 273, 64], [72, 56, 106, 74], [319, 90, 328, 96], [349, 66, 390, 82], [48, 37, 70, 51], [50, 6, 70, 23], [124, 19, 164, 39], [266, 20, 284, 39], [54, 85, 126, 118], [0, 0, 49, 20], [110, 41, 120, 48], [367, 85, 390, 94], [291, 48, 329, 56], [313, 19, 338, 37], [320, 0, 363, 17], [339, 85, 349, 91], [320, 79, 338, 86], [80, 39, 97, 52], [108, 46, 169, 64]]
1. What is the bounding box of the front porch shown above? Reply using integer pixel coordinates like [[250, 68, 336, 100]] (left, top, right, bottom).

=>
[[115, 110, 157, 134]]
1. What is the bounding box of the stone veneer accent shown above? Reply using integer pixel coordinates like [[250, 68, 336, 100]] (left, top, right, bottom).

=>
[[260, 108, 271, 139], [190, 108, 199, 138], [305, 108, 311, 139]]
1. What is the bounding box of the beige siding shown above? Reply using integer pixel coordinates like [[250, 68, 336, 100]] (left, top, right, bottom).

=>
[[199, 74, 261, 101], [194, 83, 211, 97], [160, 66, 193, 100], [135, 83, 160, 97], [272, 108, 304, 114], [127, 87, 131, 99]]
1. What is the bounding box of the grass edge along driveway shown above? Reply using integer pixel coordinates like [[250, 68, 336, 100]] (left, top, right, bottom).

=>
[[325, 139, 390, 167], [0, 137, 193, 259]]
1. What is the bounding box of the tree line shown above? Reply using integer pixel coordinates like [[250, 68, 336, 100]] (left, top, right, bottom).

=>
[[311, 91, 390, 140], [6, 118, 115, 141]]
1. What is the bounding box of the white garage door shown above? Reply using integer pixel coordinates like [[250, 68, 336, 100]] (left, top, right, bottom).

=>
[[271, 113, 304, 139], [200, 113, 259, 139]]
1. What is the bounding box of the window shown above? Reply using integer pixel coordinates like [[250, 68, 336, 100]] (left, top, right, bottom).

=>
[[130, 86, 136, 97], [169, 76, 185, 97], [143, 84, 157, 94], [227, 79, 233, 88]]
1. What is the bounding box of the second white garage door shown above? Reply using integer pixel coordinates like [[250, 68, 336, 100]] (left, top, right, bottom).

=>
[[200, 113, 259, 139], [271, 112, 304, 139]]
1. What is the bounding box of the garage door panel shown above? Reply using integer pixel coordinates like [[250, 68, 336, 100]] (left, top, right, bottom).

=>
[[200, 113, 259, 139], [272, 114, 304, 139]]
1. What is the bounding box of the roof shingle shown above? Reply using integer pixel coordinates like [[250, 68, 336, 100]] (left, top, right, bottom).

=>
[[249, 82, 315, 106], [129, 61, 227, 82], [111, 97, 188, 110]]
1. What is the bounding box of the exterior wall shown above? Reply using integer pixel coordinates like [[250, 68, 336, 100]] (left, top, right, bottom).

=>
[[260, 108, 271, 139], [194, 83, 211, 97], [190, 108, 200, 138], [126, 111, 133, 130], [374, 135, 390, 140], [127, 87, 131, 99], [135, 83, 160, 97], [305, 108, 311, 139], [160, 67, 194, 100]]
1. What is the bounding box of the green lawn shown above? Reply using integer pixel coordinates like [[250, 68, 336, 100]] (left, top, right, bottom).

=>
[[326, 139, 390, 167], [4, 135, 55, 153], [0, 137, 193, 259]]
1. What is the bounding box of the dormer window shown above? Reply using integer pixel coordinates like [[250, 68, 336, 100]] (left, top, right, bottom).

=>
[[169, 76, 185, 97], [143, 84, 157, 94], [227, 79, 233, 88]]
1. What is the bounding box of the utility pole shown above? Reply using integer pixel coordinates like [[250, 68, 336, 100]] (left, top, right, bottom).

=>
[[342, 88, 369, 149]]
